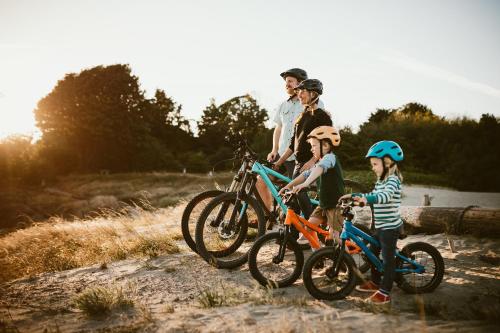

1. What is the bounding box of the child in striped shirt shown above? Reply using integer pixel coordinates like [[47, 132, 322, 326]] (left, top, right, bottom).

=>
[[339, 140, 404, 305]]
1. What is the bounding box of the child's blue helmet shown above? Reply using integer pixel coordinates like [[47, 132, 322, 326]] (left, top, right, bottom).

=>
[[366, 140, 404, 162]]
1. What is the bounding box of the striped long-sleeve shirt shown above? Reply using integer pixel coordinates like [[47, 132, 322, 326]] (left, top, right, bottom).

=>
[[357, 175, 403, 230]]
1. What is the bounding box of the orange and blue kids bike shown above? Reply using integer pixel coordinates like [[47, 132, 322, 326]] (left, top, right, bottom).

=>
[[302, 198, 444, 300], [248, 191, 372, 288]]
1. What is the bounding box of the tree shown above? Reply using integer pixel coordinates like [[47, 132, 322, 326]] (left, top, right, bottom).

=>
[[35, 64, 150, 172], [197, 95, 269, 165], [34, 64, 194, 173]]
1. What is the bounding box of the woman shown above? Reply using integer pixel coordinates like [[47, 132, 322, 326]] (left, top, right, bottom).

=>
[[274, 78, 332, 220]]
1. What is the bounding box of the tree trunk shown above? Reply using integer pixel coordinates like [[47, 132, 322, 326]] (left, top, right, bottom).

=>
[[401, 206, 500, 238]]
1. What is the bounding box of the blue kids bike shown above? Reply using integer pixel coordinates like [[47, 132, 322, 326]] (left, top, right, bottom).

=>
[[193, 139, 371, 269], [302, 198, 444, 300]]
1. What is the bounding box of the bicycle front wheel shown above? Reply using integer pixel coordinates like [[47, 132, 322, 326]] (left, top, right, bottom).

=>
[[302, 247, 357, 300], [195, 192, 266, 269], [248, 232, 304, 288]]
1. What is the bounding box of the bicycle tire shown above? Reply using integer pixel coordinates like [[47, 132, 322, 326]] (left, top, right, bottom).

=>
[[195, 192, 266, 269], [302, 247, 357, 300], [396, 242, 444, 294], [181, 190, 224, 253], [248, 232, 304, 288]]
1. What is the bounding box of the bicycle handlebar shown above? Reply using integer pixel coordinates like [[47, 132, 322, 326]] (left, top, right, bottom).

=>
[[337, 198, 365, 208]]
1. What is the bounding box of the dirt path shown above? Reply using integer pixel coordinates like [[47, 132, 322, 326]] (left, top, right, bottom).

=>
[[1, 227, 499, 332]]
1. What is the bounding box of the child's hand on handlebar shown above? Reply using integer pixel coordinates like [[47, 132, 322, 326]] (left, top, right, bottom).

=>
[[292, 183, 307, 194], [338, 194, 352, 202], [338, 194, 368, 206], [278, 186, 291, 196], [353, 196, 368, 205]]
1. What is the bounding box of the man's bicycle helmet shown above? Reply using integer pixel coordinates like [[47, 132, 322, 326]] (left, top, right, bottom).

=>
[[280, 68, 308, 82]]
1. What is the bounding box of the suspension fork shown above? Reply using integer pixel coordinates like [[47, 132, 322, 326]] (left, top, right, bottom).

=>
[[274, 226, 290, 264], [227, 159, 248, 192], [221, 171, 255, 231], [331, 239, 346, 276]]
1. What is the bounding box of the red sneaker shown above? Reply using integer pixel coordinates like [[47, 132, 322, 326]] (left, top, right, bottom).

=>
[[355, 281, 379, 292], [366, 291, 391, 305]]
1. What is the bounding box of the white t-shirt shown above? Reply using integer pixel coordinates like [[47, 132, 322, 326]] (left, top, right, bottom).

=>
[[272, 98, 325, 161]]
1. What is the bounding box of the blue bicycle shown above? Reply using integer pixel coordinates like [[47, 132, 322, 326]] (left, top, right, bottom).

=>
[[302, 198, 444, 300], [194, 140, 371, 269]]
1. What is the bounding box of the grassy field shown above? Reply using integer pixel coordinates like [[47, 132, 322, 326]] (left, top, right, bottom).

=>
[[1, 169, 450, 231], [0, 168, 451, 283], [0, 204, 183, 283]]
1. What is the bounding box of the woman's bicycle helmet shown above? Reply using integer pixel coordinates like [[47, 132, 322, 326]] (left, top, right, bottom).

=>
[[294, 79, 323, 95]]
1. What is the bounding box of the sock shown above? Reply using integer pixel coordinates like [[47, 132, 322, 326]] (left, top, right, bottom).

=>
[[379, 289, 390, 296]]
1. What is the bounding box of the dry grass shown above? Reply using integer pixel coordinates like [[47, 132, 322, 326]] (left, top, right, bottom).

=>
[[196, 282, 311, 309], [0, 204, 180, 283], [249, 284, 310, 307], [73, 285, 135, 318]]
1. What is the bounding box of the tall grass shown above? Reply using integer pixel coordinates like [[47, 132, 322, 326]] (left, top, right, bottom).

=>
[[0, 203, 180, 283]]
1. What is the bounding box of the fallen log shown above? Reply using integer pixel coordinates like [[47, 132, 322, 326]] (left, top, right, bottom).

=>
[[401, 206, 500, 238]]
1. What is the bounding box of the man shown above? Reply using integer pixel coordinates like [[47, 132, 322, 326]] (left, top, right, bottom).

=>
[[254, 68, 324, 221]]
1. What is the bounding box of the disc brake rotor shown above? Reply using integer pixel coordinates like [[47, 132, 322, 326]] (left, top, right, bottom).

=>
[[217, 221, 237, 239]]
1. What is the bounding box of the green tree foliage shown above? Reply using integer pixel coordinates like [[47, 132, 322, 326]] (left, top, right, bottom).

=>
[[350, 103, 500, 191], [35, 64, 146, 172], [0, 135, 40, 184], [197, 95, 269, 167], [4, 63, 498, 192], [34, 64, 192, 173]]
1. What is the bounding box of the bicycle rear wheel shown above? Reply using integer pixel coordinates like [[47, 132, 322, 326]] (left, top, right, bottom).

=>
[[248, 232, 304, 288], [396, 242, 444, 294], [195, 192, 266, 269], [181, 190, 224, 253]]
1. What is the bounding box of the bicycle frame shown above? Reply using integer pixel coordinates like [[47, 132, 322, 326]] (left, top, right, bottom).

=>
[[212, 157, 320, 233], [284, 208, 362, 252], [250, 161, 320, 212], [284, 208, 328, 249], [340, 219, 425, 274]]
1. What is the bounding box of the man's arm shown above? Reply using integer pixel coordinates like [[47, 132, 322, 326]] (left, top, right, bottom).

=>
[[274, 147, 293, 168], [267, 124, 282, 161]]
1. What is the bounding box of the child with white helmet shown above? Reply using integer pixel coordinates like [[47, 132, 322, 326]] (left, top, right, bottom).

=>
[[339, 140, 404, 305]]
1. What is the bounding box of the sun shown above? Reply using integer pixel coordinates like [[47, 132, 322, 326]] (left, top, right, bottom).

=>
[[0, 101, 39, 141]]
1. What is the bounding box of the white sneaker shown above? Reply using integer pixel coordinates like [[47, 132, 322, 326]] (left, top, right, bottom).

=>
[[297, 233, 309, 245]]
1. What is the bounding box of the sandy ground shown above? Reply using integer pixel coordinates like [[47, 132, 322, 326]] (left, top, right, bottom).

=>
[[1, 205, 499, 332]]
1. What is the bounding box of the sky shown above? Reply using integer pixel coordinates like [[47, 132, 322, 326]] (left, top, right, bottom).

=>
[[1, 0, 499, 139]]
